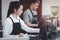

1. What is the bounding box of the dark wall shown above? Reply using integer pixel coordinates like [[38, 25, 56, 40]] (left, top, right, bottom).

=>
[[0, 0, 3, 38], [0, 0, 2, 30], [0, 0, 1, 20]]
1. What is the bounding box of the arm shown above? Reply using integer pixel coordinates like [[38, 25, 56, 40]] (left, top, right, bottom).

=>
[[20, 19, 40, 33], [3, 18, 13, 37], [25, 22, 38, 27]]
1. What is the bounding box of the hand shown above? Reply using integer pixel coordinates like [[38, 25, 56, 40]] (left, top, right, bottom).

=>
[[35, 24, 38, 27], [19, 33, 24, 37]]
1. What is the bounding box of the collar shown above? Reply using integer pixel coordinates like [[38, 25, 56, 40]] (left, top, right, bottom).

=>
[[9, 14, 20, 20]]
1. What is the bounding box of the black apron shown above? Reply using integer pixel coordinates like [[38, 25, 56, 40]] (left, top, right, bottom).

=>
[[29, 8, 39, 28], [28, 9, 39, 36], [9, 17, 23, 35], [29, 8, 38, 24]]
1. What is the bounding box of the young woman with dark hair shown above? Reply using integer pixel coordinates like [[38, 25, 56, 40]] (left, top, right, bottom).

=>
[[3, 1, 39, 38]]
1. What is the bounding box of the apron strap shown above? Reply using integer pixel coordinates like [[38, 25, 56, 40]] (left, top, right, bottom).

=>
[[29, 8, 33, 15], [9, 17, 14, 23], [9, 17, 20, 23], [29, 8, 37, 17]]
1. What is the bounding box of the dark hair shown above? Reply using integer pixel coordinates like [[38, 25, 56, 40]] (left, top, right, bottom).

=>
[[7, 1, 22, 17], [29, 0, 40, 5]]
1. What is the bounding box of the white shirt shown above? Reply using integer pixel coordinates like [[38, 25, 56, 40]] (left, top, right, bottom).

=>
[[3, 14, 40, 37]]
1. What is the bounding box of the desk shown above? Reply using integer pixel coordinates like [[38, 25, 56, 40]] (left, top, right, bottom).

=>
[[0, 35, 29, 40]]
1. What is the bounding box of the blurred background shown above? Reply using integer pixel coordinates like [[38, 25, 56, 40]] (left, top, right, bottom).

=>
[[0, 0, 60, 40]]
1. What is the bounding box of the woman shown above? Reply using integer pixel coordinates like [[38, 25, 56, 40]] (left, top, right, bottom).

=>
[[3, 1, 39, 38]]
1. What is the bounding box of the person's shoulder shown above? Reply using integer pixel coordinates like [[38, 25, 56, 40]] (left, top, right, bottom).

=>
[[24, 9, 30, 12], [6, 17, 11, 20], [19, 17, 25, 23], [24, 9, 30, 13], [19, 17, 23, 22], [4, 17, 12, 23]]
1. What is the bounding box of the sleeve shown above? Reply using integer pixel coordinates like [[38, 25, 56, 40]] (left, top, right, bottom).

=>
[[3, 18, 13, 37], [20, 19, 40, 33], [23, 11, 30, 23]]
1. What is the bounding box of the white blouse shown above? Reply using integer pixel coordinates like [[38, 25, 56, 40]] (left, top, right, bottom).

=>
[[3, 14, 40, 37]]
